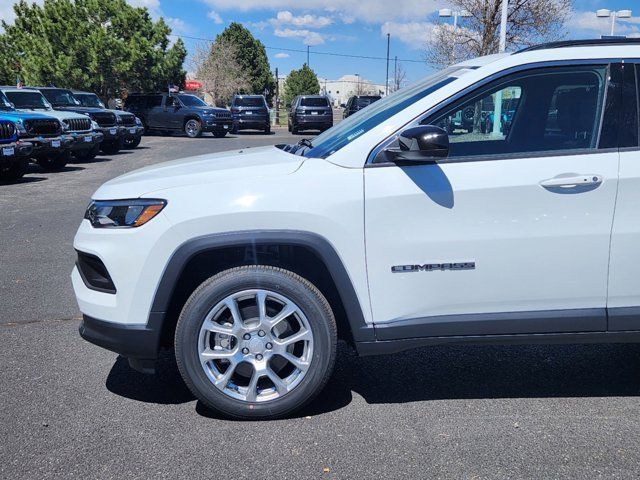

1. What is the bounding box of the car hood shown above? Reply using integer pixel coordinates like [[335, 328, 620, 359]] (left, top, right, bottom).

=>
[[191, 106, 228, 114], [54, 106, 105, 114], [14, 108, 87, 121], [0, 109, 58, 121], [93, 145, 305, 199]]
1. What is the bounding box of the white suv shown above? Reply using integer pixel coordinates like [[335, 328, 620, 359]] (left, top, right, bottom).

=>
[[73, 39, 640, 419]]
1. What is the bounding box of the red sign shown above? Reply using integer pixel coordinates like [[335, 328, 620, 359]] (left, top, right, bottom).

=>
[[185, 80, 203, 91]]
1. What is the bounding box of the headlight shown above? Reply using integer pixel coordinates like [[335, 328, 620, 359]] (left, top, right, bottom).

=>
[[84, 199, 166, 228], [14, 120, 27, 135], [91, 120, 99, 130], [135, 116, 142, 126]]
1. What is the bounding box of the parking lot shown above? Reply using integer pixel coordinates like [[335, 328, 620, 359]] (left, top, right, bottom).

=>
[[2, 129, 640, 479]]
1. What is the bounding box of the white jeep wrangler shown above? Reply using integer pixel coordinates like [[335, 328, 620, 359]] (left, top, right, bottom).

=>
[[73, 39, 640, 419]]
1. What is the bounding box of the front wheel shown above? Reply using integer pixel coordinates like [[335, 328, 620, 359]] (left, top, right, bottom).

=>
[[37, 150, 70, 172], [175, 265, 337, 420], [123, 136, 141, 149], [73, 144, 100, 161], [0, 158, 28, 182], [100, 138, 123, 155], [184, 119, 202, 138]]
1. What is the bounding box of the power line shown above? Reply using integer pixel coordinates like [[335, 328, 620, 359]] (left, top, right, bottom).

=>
[[170, 34, 425, 64]]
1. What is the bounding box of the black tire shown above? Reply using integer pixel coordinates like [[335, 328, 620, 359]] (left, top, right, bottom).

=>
[[291, 125, 299, 135], [264, 124, 271, 134], [213, 130, 227, 138], [73, 144, 100, 161], [100, 138, 123, 155], [287, 122, 292, 133], [123, 136, 141, 149], [0, 158, 28, 182], [175, 265, 337, 420], [37, 150, 70, 172], [184, 119, 203, 138]]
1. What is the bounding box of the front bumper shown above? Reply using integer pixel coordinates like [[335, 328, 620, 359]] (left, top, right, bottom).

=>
[[202, 118, 233, 132], [79, 313, 163, 362], [0, 141, 33, 159], [25, 135, 74, 155], [121, 125, 144, 139], [69, 131, 104, 151], [233, 116, 269, 130], [96, 126, 123, 142]]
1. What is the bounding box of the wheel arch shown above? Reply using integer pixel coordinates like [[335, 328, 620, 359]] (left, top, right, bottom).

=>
[[150, 230, 373, 350]]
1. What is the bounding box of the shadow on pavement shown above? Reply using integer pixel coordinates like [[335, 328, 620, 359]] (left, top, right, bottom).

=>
[[106, 342, 640, 419]]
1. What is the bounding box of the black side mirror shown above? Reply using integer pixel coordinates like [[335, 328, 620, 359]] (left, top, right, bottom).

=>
[[384, 125, 449, 164]]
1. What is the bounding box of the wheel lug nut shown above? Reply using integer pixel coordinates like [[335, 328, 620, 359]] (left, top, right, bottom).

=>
[[243, 333, 251, 340], [265, 342, 273, 350], [258, 330, 266, 337], [242, 348, 249, 354], [256, 354, 263, 361]]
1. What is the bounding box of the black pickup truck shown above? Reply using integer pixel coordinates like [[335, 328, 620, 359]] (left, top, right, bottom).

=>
[[125, 93, 232, 138]]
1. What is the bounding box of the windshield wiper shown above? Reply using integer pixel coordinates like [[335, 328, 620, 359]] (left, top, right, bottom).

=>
[[297, 138, 313, 148]]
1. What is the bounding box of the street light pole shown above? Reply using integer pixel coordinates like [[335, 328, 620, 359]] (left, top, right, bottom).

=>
[[499, 0, 508, 53], [385, 33, 390, 96], [596, 9, 632, 36]]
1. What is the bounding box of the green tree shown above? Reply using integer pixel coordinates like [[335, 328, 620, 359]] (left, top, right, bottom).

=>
[[216, 22, 275, 103], [283, 64, 320, 106], [0, 0, 187, 100]]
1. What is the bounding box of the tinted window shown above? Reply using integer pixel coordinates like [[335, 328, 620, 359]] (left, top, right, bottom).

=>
[[234, 97, 266, 107], [147, 95, 163, 108], [427, 65, 608, 158], [355, 96, 381, 108], [178, 94, 207, 107], [301, 97, 329, 107], [5, 91, 50, 109], [76, 93, 105, 108], [40, 89, 78, 107]]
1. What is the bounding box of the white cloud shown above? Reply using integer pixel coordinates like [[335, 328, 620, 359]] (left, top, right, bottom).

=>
[[274, 28, 326, 46], [274, 52, 290, 58], [381, 21, 435, 49], [207, 10, 223, 24], [567, 10, 640, 37], [271, 10, 332, 28], [199, 0, 439, 23], [126, 0, 162, 17]]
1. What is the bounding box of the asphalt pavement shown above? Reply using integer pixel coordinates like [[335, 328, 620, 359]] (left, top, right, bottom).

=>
[[2, 129, 640, 479]]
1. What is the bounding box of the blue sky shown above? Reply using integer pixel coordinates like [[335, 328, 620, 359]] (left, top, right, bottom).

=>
[[3, 0, 640, 84]]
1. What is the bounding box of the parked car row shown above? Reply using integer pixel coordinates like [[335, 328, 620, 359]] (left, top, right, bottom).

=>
[[0, 86, 145, 182]]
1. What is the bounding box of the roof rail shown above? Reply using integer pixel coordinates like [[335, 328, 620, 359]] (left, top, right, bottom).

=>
[[516, 38, 640, 54]]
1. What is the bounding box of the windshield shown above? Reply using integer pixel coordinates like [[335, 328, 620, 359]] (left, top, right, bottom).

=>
[[300, 97, 329, 107], [40, 89, 79, 107], [355, 96, 381, 107], [178, 94, 207, 107], [235, 97, 265, 107], [5, 91, 51, 109], [76, 93, 105, 108], [0, 91, 14, 110], [302, 66, 464, 158]]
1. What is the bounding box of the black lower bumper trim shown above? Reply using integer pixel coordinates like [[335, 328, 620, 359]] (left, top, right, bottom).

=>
[[79, 313, 164, 360]]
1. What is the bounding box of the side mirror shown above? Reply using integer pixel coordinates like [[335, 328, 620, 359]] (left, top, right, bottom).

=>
[[384, 125, 449, 164], [340, 103, 346, 108]]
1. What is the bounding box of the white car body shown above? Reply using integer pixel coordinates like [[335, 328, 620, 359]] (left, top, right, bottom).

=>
[[73, 42, 640, 367]]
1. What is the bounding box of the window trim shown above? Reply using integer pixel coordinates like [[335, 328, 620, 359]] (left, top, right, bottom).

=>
[[366, 59, 620, 167]]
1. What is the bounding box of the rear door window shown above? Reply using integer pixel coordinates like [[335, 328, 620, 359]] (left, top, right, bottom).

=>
[[301, 97, 329, 107]]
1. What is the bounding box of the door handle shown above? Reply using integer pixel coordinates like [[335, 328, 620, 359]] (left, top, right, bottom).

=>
[[540, 174, 603, 189]]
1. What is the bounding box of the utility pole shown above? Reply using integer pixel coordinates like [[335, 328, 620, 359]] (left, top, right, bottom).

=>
[[394, 56, 398, 92], [385, 33, 390, 96], [307, 45, 310, 66], [274, 67, 279, 126]]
